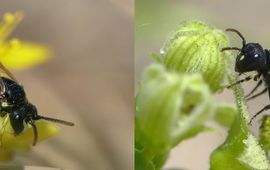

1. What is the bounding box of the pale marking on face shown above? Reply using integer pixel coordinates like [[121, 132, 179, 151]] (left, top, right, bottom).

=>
[[240, 55, 245, 61], [1, 102, 9, 107], [254, 54, 259, 58]]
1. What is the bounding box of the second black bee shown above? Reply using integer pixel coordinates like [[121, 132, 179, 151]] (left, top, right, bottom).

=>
[[222, 28, 270, 124]]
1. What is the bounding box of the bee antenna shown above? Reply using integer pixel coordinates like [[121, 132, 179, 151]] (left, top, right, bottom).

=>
[[226, 28, 246, 47], [221, 47, 242, 52], [36, 115, 74, 126]]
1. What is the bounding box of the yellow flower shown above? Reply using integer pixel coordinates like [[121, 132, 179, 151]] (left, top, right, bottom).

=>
[[0, 12, 50, 70], [0, 116, 59, 161], [0, 12, 58, 162]]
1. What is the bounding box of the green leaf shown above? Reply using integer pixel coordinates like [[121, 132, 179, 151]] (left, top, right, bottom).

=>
[[152, 151, 170, 170], [149, 53, 161, 63], [214, 103, 237, 128], [238, 134, 270, 170], [135, 149, 155, 170]]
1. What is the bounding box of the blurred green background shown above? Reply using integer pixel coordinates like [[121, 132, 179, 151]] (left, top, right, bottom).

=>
[[0, 1, 133, 170], [136, 0, 270, 169]]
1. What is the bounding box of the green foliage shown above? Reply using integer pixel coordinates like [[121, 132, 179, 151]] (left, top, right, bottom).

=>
[[210, 75, 270, 170], [214, 103, 237, 128], [135, 64, 214, 165], [135, 20, 270, 170]]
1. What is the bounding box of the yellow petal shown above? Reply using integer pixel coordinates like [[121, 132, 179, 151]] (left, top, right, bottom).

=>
[[0, 12, 23, 41], [0, 39, 51, 69], [0, 118, 59, 162], [0, 148, 13, 162], [2, 120, 59, 148]]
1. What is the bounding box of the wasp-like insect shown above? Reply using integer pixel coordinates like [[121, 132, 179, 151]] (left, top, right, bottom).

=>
[[0, 63, 74, 146], [221, 28, 270, 124]]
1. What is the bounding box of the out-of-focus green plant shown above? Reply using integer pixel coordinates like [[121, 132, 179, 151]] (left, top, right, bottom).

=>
[[135, 20, 270, 170], [135, 64, 214, 168], [0, 12, 57, 162]]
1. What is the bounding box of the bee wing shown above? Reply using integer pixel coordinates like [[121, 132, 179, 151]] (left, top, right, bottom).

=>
[[0, 115, 9, 132], [0, 115, 16, 146], [0, 115, 10, 135], [0, 62, 18, 82], [0, 77, 5, 94]]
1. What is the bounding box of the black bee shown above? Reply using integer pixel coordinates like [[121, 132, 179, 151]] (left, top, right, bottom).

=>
[[221, 28, 270, 124], [0, 63, 74, 146]]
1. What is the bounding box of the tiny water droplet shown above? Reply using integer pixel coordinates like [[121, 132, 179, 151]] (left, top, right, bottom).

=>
[[160, 49, 165, 55]]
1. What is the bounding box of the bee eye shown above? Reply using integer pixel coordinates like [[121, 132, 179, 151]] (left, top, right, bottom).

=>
[[240, 55, 245, 61]]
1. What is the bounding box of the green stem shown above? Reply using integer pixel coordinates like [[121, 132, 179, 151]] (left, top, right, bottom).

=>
[[227, 73, 249, 125]]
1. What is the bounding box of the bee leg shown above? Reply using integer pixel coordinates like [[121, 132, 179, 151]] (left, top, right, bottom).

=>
[[249, 104, 270, 125], [246, 88, 267, 101], [226, 75, 253, 88], [28, 121, 38, 146]]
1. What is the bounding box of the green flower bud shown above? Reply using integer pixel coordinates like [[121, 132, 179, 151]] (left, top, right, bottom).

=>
[[135, 63, 214, 161], [160, 20, 230, 91]]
